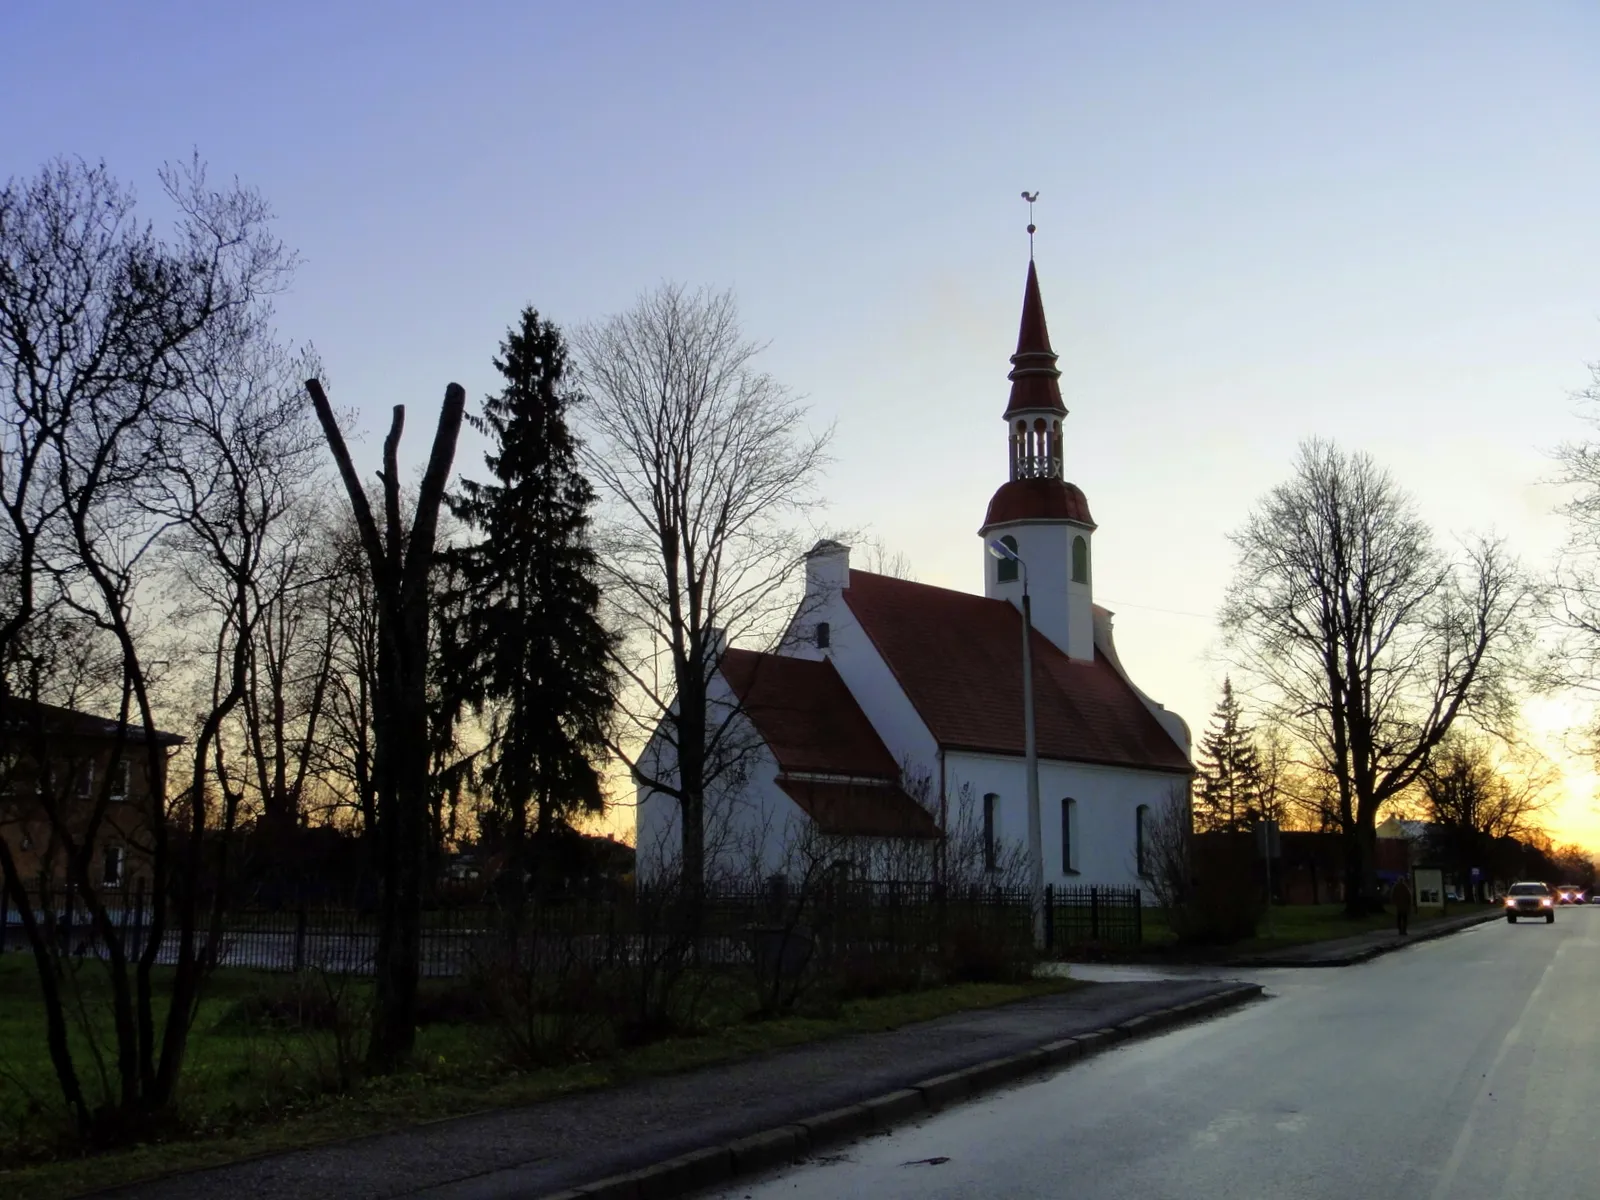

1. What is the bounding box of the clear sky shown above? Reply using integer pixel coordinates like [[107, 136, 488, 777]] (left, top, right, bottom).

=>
[[7, 1, 1599, 845]]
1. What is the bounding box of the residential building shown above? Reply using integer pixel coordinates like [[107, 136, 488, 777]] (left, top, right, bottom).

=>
[[0, 698, 182, 898]]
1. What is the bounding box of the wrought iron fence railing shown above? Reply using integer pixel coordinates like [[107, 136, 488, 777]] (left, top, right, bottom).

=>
[[0, 879, 1142, 974]]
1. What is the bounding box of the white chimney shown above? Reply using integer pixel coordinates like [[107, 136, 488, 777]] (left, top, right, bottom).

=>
[[804, 539, 852, 593]]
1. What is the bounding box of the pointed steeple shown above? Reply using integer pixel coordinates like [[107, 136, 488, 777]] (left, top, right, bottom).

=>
[[1003, 260, 1068, 419]]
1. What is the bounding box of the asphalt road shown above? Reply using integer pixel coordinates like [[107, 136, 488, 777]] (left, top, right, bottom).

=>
[[714, 905, 1600, 1200]]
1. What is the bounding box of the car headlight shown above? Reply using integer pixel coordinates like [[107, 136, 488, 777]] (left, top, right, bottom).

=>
[[1541, 898, 1553, 906], [1505, 898, 1515, 907]]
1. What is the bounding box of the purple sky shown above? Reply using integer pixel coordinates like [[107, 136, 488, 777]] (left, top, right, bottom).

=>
[[8, 1, 1600, 839]]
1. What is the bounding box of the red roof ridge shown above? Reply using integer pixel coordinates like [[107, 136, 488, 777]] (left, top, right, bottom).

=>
[[841, 571, 1190, 773]]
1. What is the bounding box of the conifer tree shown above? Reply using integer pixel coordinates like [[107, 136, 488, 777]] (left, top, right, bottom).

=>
[[441, 308, 616, 889], [1194, 677, 1264, 834]]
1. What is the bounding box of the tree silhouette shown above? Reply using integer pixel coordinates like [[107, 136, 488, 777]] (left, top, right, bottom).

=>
[[1194, 678, 1264, 834], [440, 308, 616, 894]]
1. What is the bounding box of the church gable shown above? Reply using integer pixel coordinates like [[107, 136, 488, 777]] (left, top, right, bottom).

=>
[[717, 648, 935, 839], [840, 570, 1190, 773]]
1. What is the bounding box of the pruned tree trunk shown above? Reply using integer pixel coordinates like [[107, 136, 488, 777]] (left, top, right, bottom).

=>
[[307, 377, 464, 1073]]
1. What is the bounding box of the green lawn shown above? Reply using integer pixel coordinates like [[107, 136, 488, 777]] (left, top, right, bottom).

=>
[[1109, 902, 1495, 959], [0, 953, 1077, 1200], [1229, 901, 1495, 953]]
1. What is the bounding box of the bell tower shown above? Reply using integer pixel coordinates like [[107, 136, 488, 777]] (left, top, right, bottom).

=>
[[978, 227, 1097, 661]]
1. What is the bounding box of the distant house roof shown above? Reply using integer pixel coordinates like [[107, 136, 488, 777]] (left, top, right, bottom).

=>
[[0, 697, 185, 747], [717, 649, 938, 839], [841, 570, 1190, 774]]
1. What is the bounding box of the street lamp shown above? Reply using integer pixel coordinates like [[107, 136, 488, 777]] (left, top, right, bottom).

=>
[[987, 539, 1046, 950]]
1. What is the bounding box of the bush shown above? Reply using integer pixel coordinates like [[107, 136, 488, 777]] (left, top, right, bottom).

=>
[[941, 919, 1033, 983], [218, 973, 354, 1033], [1170, 836, 1262, 945]]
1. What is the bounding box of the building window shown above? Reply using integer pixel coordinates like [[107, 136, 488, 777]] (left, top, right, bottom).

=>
[[816, 621, 830, 649], [1, 751, 27, 797], [109, 759, 130, 802], [1072, 535, 1089, 584], [76, 760, 94, 799], [1136, 804, 1150, 878], [996, 535, 1019, 584], [1061, 798, 1078, 874], [103, 845, 125, 889], [983, 793, 999, 872]]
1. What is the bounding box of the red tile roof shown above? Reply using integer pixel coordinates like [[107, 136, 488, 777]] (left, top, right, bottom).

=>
[[718, 649, 900, 779], [842, 571, 1191, 773], [777, 779, 941, 839], [1003, 260, 1068, 419], [718, 650, 937, 839], [982, 478, 1096, 530]]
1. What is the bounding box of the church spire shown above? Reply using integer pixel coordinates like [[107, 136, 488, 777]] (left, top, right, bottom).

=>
[[1003, 256, 1067, 480]]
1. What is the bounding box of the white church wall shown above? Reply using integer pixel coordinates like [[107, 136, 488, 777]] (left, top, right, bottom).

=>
[[945, 750, 1187, 897], [634, 680, 814, 883]]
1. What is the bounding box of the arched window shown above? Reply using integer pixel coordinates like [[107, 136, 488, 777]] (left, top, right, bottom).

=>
[[1136, 804, 1151, 879], [1061, 797, 1078, 874], [816, 621, 830, 649], [997, 535, 1019, 584], [1071, 535, 1089, 584], [983, 793, 1000, 872]]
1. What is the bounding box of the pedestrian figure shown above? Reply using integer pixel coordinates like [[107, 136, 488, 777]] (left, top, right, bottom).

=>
[[1392, 876, 1412, 936]]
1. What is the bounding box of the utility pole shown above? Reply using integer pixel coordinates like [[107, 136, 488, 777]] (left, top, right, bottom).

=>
[[989, 539, 1046, 949]]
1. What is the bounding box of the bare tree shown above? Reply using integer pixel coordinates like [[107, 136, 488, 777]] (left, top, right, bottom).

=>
[[305, 376, 466, 1073], [232, 493, 339, 839], [1419, 730, 1554, 897], [1549, 363, 1600, 756], [572, 283, 830, 895], [855, 533, 917, 581], [144, 323, 325, 1099], [309, 511, 382, 833], [1220, 439, 1535, 913], [0, 155, 294, 1134]]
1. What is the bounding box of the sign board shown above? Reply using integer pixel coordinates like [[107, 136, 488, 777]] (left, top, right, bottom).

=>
[[1413, 867, 1445, 910], [1255, 820, 1281, 859]]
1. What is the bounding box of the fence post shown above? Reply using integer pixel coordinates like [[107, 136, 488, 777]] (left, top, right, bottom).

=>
[[1044, 883, 1055, 951], [1135, 888, 1143, 944], [131, 877, 146, 960], [1090, 887, 1100, 941], [293, 905, 308, 973], [0, 884, 8, 955]]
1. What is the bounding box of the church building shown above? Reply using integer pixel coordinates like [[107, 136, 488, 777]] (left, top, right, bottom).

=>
[[635, 255, 1192, 893]]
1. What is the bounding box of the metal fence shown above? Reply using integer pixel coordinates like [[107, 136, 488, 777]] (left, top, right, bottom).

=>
[[0, 880, 1142, 975]]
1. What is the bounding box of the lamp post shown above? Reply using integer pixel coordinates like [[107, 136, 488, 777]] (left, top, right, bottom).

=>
[[988, 539, 1046, 950]]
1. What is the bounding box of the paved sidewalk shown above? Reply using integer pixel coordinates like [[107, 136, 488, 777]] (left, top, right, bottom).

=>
[[1227, 907, 1503, 967], [100, 978, 1255, 1200]]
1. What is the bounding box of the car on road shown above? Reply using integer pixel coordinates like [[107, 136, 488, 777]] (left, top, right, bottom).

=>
[[1505, 882, 1556, 923], [1555, 885, 1586, 905]]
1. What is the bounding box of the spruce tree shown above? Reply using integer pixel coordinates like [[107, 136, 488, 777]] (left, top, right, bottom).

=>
[[442, 307, 616, 891], [1194, 677, 1264, 834]]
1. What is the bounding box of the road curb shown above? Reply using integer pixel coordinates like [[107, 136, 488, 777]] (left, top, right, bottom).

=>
[[540, 982, 1263, 1200], [1228, 910, 1504, 968]]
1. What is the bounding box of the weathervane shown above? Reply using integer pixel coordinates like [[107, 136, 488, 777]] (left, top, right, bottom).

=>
[[1021, 191, 1039, 258]]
